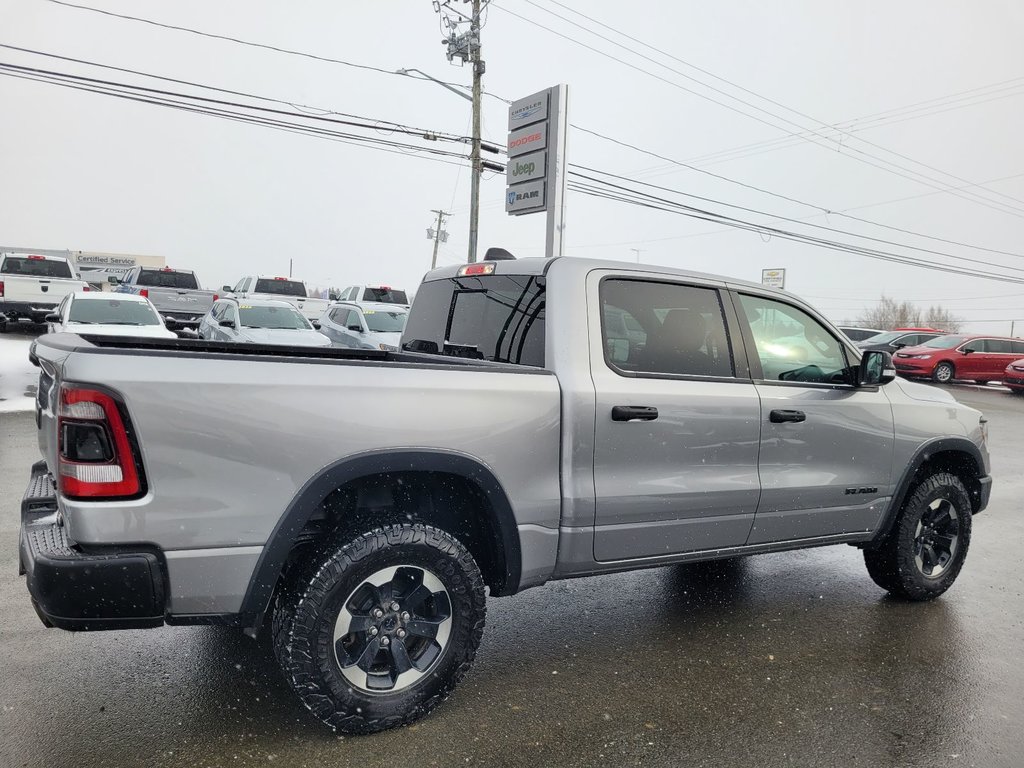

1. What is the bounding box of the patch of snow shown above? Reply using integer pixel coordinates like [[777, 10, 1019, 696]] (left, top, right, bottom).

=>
[[0, 333, 37, 413]]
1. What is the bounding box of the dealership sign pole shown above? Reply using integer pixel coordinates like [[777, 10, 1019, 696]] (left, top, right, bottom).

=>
[[506, 84, 569, 258]]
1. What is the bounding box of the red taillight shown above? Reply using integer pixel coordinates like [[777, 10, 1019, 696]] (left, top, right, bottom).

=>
[[161, 267, 174, 272], [274, 277, 287, 281], [82, 285, 91, 292], [27, 254, 45, 260], [58, 385, 141, 499], [139, 289, 149, 298], [212, 293, 219, 302], [0, 280, 4, 298]]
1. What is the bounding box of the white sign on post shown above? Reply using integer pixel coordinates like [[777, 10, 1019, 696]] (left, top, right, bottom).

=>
[[761, 268, 786, 289], [505, 85, 569, 258]]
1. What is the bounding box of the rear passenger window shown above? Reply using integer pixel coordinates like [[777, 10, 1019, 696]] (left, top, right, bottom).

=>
[[737, 294, 851, 385], [1012, 341, 1024, 355], [984, 339, 1012, 353], [600, 279, 734, 378]]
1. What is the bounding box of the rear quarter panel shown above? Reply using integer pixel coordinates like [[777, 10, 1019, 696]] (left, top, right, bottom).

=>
[[56, 349, 562, 567]]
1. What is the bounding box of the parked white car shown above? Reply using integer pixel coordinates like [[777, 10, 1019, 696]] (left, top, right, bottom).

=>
[[0, 252, 90, 331], [317, 301, 408, 351], [198, 298, 332, 347], [45, 292, 177, 339], [222, 275, 330, 322]]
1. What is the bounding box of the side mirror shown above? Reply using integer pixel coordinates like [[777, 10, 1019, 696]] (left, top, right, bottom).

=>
[[961, 346, 976, 355], [311, 320, 322, 330], [221, 285, 233, 294], [44, 313, 60, 323], [348, 324, 363, 332], [858, 350, 895, 386], [107, 275, 120, 285], [891, 342, 906, 349], [219, 319, 236, 329], [164, 317, 179, 330]]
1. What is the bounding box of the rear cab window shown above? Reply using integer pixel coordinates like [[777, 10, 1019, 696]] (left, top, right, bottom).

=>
[[1, 256, 73, 278], [136, 269, 199, 289], [402, 274, 545, 366], [254, 279, 307, 297], [363, 287, 408, 304]]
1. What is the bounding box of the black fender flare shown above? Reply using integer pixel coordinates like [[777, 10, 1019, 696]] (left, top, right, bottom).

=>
[[870, 436, 986, 544], [238, 449, 522, 626]]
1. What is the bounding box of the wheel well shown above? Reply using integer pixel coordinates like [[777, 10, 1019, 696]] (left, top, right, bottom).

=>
[[287, 470, 513, 595], [912, 450, 983, 513]]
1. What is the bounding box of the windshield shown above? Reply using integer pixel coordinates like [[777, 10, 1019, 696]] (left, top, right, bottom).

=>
[[136, 270, 199, 289], [239, 305, 310, 329], [363, 309, 408, 333], [402, 274, 545, 366], [254, 278, 307, 297], [861, 331, 903, 344], [922, 334, 966, 349], [68, 298, 160, 325], [363, 287, 408, 304], [1, 256, 73, 278]]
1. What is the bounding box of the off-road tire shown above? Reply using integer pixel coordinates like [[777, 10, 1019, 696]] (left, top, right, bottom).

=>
[[864, 472, 972, 601], [272, 523, 486, 734], [932, 362, 955, 384]]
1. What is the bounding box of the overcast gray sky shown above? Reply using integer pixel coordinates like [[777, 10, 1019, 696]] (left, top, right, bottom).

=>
[[2, 0, 1023, 331]]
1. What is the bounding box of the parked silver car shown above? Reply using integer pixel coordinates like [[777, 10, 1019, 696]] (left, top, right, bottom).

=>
[[198, 297, 332, 347], [318, 301, 408, 351]]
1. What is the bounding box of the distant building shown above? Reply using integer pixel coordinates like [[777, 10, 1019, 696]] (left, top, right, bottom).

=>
[[0, 246, 166, 290]]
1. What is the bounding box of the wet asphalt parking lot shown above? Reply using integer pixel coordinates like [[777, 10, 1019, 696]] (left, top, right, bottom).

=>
[[1, 384, 1022, 768]]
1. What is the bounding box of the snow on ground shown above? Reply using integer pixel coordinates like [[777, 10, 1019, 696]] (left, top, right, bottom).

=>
[[0, 332, 37, 413]]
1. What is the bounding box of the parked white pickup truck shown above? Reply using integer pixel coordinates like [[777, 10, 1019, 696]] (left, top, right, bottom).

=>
[[0, 252, 89, 331], [223, 275, 330, 322]]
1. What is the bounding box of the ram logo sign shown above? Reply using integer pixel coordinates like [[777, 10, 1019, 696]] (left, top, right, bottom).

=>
[[504, 179, 546, 214]]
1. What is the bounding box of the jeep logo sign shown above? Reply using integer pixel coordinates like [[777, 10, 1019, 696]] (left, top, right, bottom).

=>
[[506, 150, 546, 185], [504, 179, 546, 213]]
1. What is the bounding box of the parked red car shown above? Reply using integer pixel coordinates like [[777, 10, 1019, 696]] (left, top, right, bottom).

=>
[[1005, 359, 1024, 392], [892, 334, 1024, 384]]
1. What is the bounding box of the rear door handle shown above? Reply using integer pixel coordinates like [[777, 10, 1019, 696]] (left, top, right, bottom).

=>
[[612, 405, 659, 422], [770, 409, 806, 423]]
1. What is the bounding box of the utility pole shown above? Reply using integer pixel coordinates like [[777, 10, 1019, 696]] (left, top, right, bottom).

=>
[[427, 209, 452, 269], [435, 0, 486, 263], [467, 0, 483, 263], [630, 248, 643, 263]]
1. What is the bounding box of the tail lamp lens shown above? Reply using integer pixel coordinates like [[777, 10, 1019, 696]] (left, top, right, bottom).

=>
[[58, 385, 140, 498]]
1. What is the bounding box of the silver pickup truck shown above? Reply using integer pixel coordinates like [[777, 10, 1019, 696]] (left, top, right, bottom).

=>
[[19, 255, 992, 734], [114, 266, 218, 330]]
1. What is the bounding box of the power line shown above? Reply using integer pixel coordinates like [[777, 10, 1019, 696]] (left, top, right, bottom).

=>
[[495, 2, 1024, 220], [569, 165, 1024, 273], [45, 0, 472, 91], [0, 67, 473, 168], [564, 177, 1024, 284], [571, 125, 1024, 260], [534, 0, 1024, 212]]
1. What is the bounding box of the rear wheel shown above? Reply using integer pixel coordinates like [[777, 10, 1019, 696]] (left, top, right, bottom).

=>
[[272, 523, 486, 734], [932, 361, 955, 384], [864, 472, 971, 600]]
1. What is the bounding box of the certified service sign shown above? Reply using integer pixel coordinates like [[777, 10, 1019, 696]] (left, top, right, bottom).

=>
[[761, 268, 786, 289]]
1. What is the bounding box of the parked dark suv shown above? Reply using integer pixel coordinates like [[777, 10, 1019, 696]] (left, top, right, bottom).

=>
[[858, 329, 944, 354], [893, 334, 1024, 384]]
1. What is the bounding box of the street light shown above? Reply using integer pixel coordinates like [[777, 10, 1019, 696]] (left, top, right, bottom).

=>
[[396, 66, 482, 263]]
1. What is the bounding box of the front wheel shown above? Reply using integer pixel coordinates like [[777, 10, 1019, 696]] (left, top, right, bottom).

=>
[[273, 524, 486, 734], [864, 472, 972, 600], [932, 361, 955, 384]]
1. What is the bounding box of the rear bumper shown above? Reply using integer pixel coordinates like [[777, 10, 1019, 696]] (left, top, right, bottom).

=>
[[0, 301, 57, 323], [19, 461, 165, 631], [158, 310, 205, 328]]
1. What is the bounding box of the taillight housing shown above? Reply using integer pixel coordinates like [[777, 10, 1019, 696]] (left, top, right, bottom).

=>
[[82, 285, 91, 292], [58, 385, 142, 499], [0, 280, 4, 297], [139, 289, 149, 298], [212, 293, 219, 302]]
